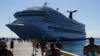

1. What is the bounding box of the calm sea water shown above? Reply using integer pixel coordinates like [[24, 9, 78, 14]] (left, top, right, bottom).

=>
[[62, 38, 100, 55]]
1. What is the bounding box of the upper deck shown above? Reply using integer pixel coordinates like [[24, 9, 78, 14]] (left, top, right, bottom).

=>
[[14, 6, 85, 27]]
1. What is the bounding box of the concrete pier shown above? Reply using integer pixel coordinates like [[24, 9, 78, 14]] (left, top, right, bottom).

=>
[[6, 40, 78, 56]]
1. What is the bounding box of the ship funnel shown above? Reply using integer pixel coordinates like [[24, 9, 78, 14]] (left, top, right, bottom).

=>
[[67, 10, 77, 19]]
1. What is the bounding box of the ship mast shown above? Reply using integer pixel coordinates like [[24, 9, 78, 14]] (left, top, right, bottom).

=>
[[57, 8, 59, 11], [43, 0, 48, 7], [67, 10, 77, 19]]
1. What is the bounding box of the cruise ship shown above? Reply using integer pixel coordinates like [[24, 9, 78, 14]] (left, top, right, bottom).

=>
[[6, 3, 86, 40]]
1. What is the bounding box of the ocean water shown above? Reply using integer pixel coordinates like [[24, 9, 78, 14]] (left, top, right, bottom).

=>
[[62, 38, 100, 55]]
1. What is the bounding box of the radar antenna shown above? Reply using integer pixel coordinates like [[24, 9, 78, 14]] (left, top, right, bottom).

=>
[[57, 8, 59, 11], [43, 0, 48, 7], [67, 10, 77, 19]]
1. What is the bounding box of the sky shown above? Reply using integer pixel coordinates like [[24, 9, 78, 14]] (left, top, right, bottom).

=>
[[0, 0, 100, 38]]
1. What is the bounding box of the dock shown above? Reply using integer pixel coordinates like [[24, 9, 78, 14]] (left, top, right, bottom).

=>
[[7, 40, 79, 56]]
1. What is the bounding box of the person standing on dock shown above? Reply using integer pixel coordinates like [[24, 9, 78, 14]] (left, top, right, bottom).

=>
[[83, 37, 100, 56], [0, 40, 13, 56], [55, 39, 62, 49], [10, 39, 14, 51], [40, 36, 47, 56], [32, 39, 38, 55], [45, 43, 62, 56]]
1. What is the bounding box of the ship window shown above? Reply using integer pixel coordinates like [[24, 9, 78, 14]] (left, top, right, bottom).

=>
[[15, 11, 48, 18], [48, 26, 83, 34], [18, 13, 48, 17]]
